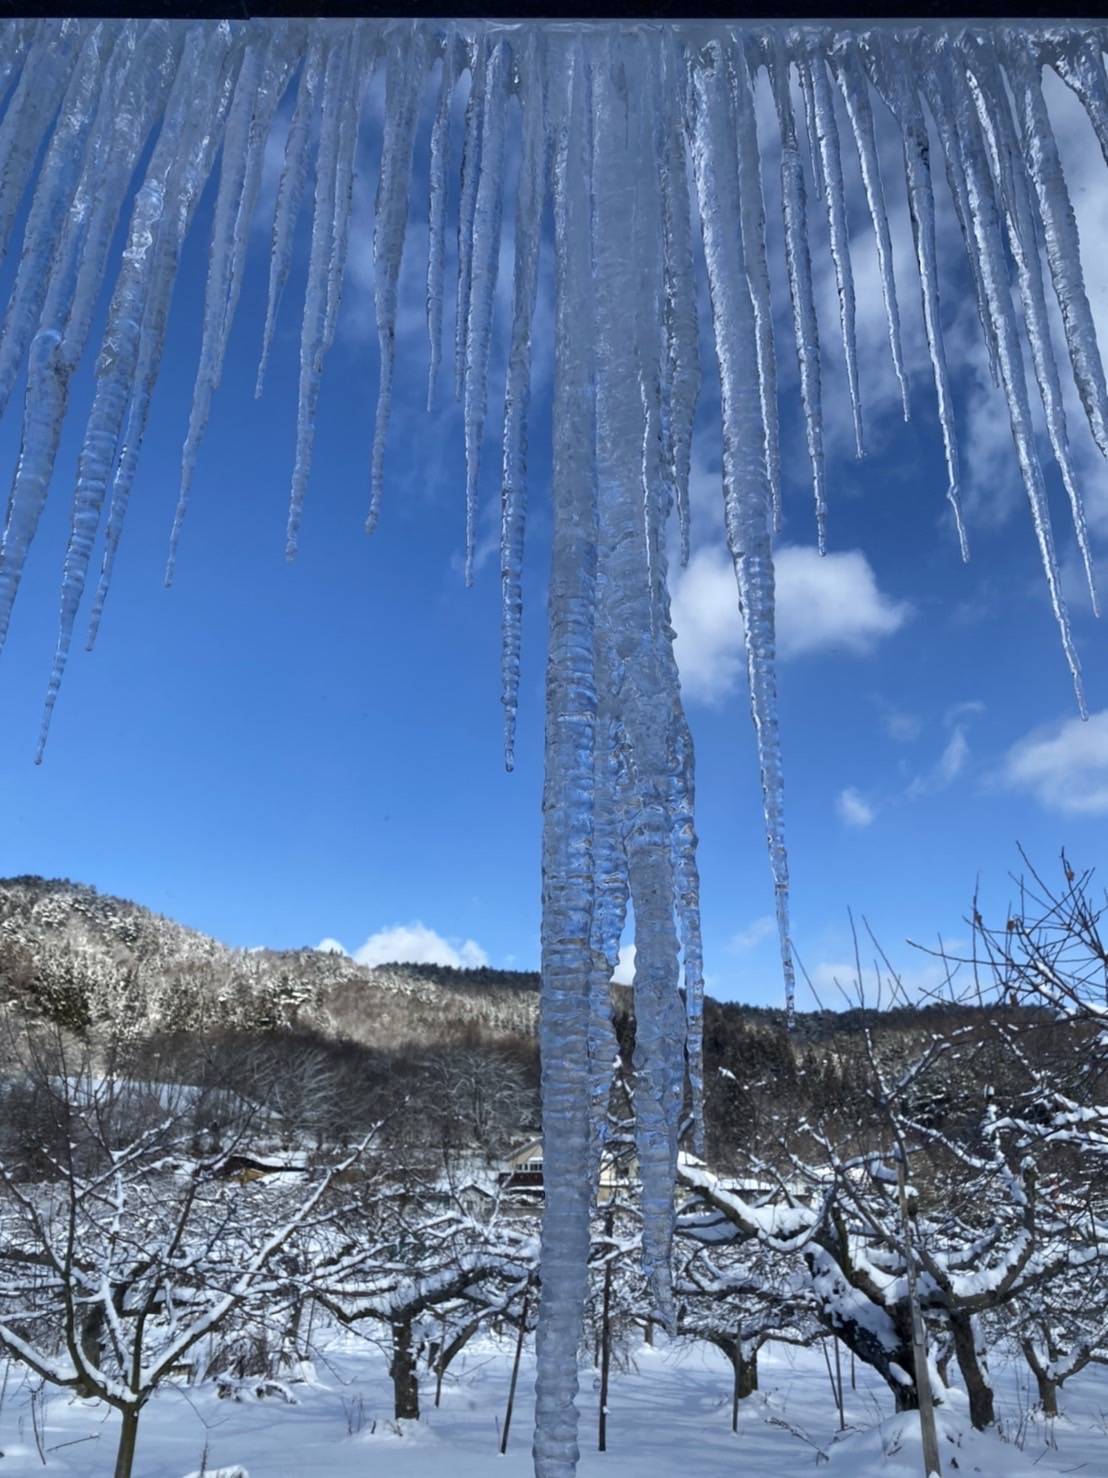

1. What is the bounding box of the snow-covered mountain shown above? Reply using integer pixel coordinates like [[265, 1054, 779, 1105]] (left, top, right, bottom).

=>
[[0, 876, 539, 1047]]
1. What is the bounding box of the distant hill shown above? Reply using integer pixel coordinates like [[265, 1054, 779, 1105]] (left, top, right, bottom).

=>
[[0, 875, 1016, 1166], [0, 876, 540, 1048]]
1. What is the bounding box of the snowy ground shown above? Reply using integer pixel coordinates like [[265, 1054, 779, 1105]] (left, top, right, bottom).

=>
[[1, 1333, 1107, 1477]]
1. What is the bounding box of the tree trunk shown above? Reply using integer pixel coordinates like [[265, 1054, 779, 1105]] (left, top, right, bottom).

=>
[[737, 1347, 758, 1399], [390, 1318, 420, 1422], [949, 1310, 994, 1430], [1034, 1367, 1059, 1417], [113, 1407, 140, 1478]]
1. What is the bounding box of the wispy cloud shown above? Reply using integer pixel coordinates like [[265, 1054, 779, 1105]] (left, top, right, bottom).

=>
[[729, 915, 776, 953]]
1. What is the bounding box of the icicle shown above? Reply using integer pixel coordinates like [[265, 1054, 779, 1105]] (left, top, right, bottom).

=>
[[0, 20, 84, 273], [426, 24, 457, 410], [915, 43, 1002, 392], [365, 26, 427, 537], [801, 40, 864, 457], [591, 34, 685, 1331], [731, 37, 780, 530], [256, 36, 325, 399], [765, 32, 827, 553], [831, 41, 910, 420], [864, 38, 969, 561], [500, 30, 545, 772], [454, 34, 487, 403], [692, 37, 796, 1027], [285, 29, 349, 559], [671, 713, 705, 1153], [933, 44, 1085, 714], [167, 33, 268, 584], [96, 29, 299, 639], [656, 33, 700, 558], [533, 37, 596, 1478], [462, 39, 508, 586], [964, 34, 1098, 614], [1053, 30, 1108, 173], [322, 21, 373, 357], [35, 23, 240, 761], [0, 22, 114, 422], [1008, 34, 1108, 459], [0, 21, 178, 653]]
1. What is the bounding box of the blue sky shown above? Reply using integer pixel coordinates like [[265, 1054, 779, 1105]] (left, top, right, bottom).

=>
[[2, 47, 1108, 1007]]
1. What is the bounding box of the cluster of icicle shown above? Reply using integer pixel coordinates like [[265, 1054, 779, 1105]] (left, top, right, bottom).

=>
[[2, 16, 1108, 1475]]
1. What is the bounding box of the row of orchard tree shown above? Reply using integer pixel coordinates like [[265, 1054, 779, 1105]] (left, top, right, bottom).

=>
[[0, 858, 1106, 1476]]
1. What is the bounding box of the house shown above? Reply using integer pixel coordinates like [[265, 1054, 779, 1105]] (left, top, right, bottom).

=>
[[498, 1136, 638, 1211]]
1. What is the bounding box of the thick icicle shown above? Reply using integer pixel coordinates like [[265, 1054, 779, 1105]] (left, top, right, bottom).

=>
[[660, 30, 702, 558], [591, 34, 684, 1329], [0, 21, 178, 652], [864, 38, 969, 560], [831, 41, 910, 419], [692, 37, 796, 1026], [801, 41, 864, 457], [0, 22, 114, 422], [35, 23, 241, 760], [765, 32, 827, 552], [256, 35, 325, 398], [454, 34, 486, 403], [462, 38, 508, 586], [0, 20, 84, 273], [285, 29, 349, 558], [425, 24, 457, 410], [499, 29, 545, 772], [1007, 34, 1108, 459], [935, 45, 1085, 714], [963, 35, 1098, 614], [532, 39, 596, 1478], [730, 38, 778, 532], [365, 26, 427, 536]]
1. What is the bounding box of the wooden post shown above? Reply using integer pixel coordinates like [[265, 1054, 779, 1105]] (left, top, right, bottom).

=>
[[598, 1208, 614, 1453], [500, 1286, 530, 1455], [897, 1151, 942, 1477]]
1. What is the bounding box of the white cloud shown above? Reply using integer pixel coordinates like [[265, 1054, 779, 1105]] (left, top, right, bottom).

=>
[[671, 544, 909, 704], [881, 708, 922, 743], [349, 922, 490, 970], [836, 787, 875, 828], [612, 943, 636, 985], [1000, 709, 1108, 816], [316, 937, 348, 956], [729, 915, 776, 953]]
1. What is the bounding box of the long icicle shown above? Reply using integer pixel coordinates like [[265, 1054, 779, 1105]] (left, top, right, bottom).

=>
[[462, 37, 508, 587], [256, 34, 325, 399], [864, 35, 969, 561], [0, 20, 180, 653], [285, 27, 349, 558], [692, 36, 796, 1027], [426, 23, 457, 410], [1008, 33, 1108, 459], [831, 40, 910, 419], [366, 25, 427, 536], [500, 28, 545, 772], [934, 42, 1085, 714], [801, 38, 864, 457], [765, 31, 827, 552], [532, 36, 597, 1478], [36, 23, 241, 760], [964, 34, 1098, 614]]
